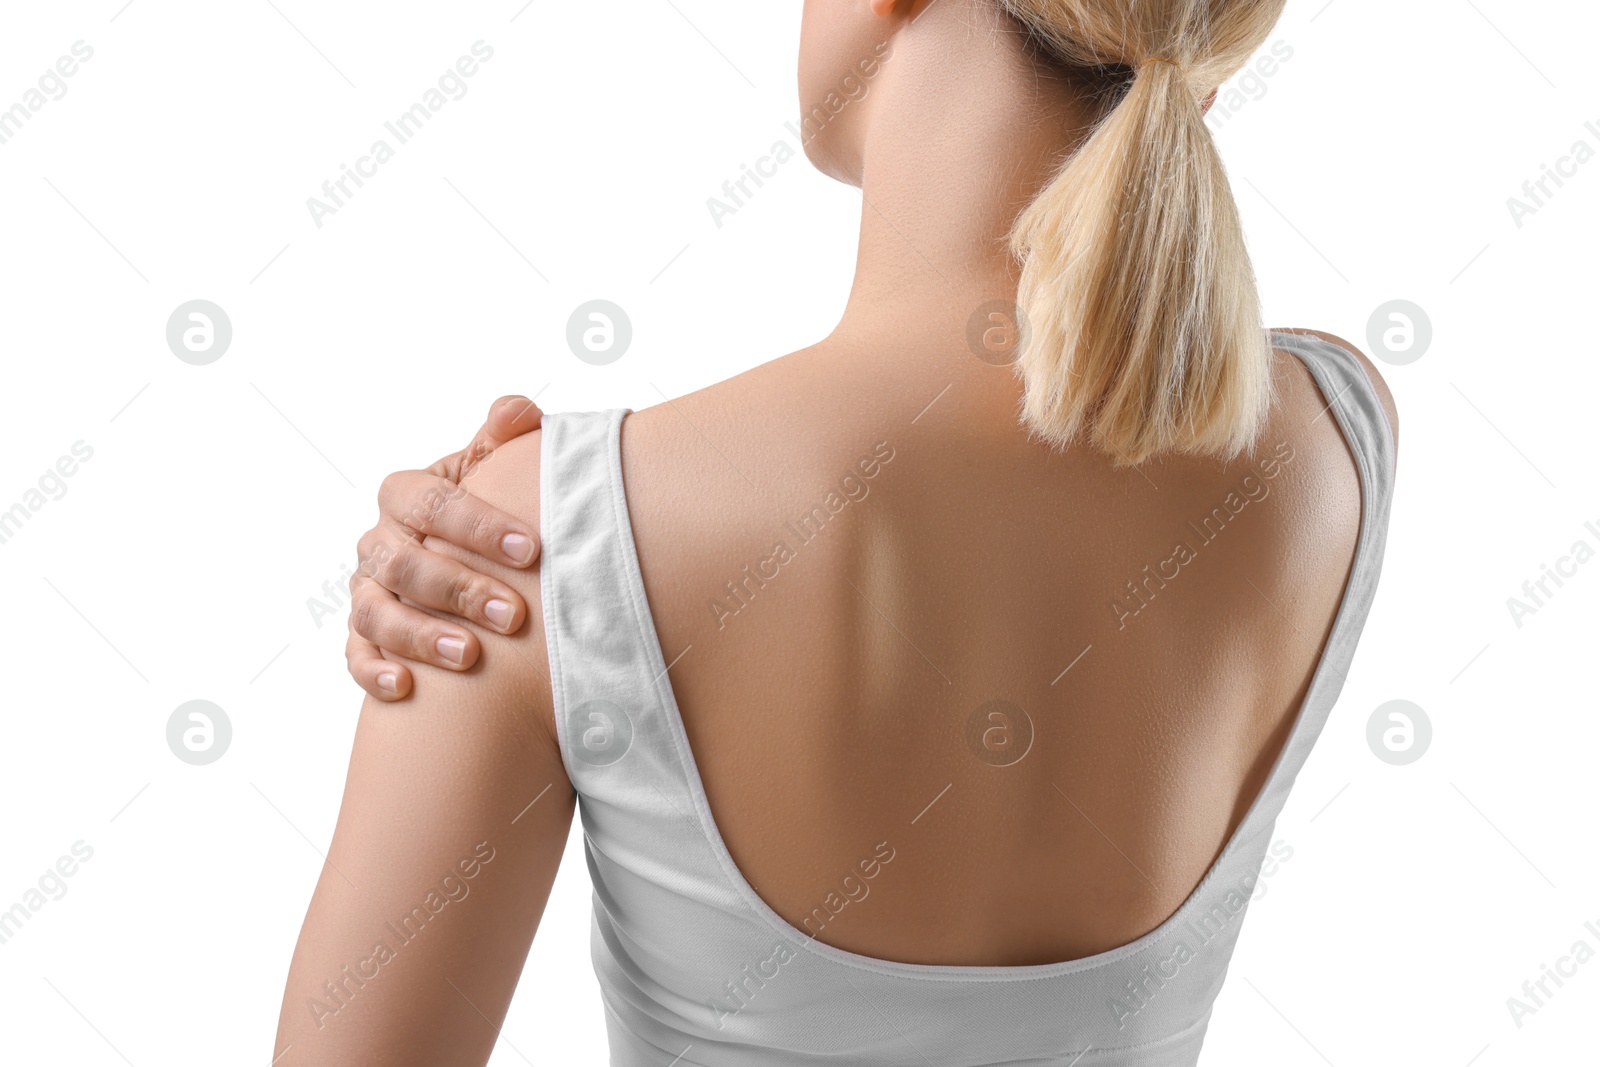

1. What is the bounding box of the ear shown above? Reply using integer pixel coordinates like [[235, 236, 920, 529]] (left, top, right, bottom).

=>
[[1200, 86, 1219, 116], [868, 0, 903, 16]]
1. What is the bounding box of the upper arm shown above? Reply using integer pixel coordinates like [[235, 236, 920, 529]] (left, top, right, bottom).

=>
[[1273, 327, 1400, 459], [274, 430, 573, 1067]]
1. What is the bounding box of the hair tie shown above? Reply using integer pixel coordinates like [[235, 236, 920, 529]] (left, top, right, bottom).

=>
[[1141, 55, 1184, 72]]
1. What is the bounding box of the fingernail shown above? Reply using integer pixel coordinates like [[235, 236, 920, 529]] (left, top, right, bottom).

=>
[[484, 599, 514, 630], [437, 636, 467, 664], [377, 671, 399, 694], [503, 532, 534, 564]]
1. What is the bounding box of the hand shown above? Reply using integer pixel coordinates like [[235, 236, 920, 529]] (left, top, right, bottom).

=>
[[345, 395, 544, 701]]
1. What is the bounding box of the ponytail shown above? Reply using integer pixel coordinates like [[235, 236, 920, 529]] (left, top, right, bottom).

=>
[[1002, 0, 1285, 466]]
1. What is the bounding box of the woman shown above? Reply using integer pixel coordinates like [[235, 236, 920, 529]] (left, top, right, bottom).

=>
[[275, 0, 1398, 1063]]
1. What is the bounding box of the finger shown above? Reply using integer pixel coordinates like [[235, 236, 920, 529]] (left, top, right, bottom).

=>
[[427, 396, 543, 483], [375, 468, 539, 568], [363, 538, 527, 634], [461, 395, 544, 474], [349, 578, 483, 672], [484, 395, 543, 446], [345, 631, 414, 702], [424, 445, 472, 484]]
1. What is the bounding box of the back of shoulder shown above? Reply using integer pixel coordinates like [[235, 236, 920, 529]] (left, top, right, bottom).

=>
[[1274, 327, 1400, 457]]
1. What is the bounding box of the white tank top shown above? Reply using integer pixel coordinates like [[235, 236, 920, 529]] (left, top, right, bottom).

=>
[[537, 332, 1396, 1066]]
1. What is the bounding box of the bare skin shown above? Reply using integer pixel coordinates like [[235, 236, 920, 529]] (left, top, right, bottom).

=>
[[279, 0, 1399, 1062]]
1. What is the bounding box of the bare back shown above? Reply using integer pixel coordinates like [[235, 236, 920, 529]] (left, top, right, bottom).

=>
[[613, 327, 1388, 967], [272, 325, 1395, 1065]]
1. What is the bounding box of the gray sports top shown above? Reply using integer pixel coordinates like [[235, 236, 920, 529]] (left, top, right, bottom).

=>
[[538, 332, 1395, 1066]]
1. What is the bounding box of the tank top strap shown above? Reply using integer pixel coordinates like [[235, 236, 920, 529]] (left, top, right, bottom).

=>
[[1269, 330, 1397, 505], [1217, 331, 1397, 856], [539, 409, 698, 809]]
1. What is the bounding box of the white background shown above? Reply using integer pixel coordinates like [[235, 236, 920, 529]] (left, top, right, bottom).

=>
[[1, 0, 1595, 1064]]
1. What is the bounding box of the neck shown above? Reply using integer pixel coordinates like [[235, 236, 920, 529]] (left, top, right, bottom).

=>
[[825, 1, 1099, 349]]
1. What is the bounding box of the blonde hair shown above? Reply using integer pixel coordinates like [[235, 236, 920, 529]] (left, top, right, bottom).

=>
[[1000, 0, 1285, 465]]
